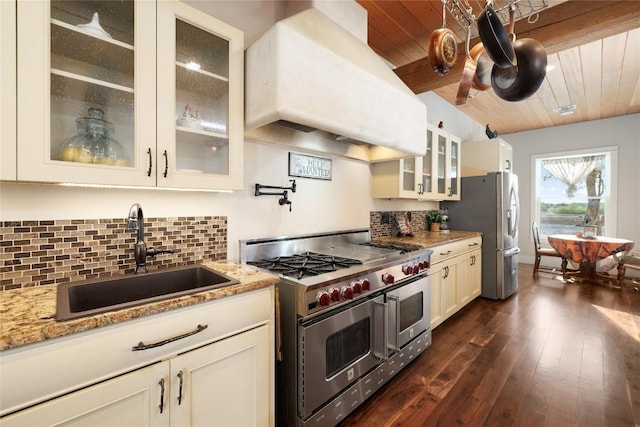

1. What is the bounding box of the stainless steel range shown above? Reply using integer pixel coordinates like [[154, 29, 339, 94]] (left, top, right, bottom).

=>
[[240, 229, 433, 427]]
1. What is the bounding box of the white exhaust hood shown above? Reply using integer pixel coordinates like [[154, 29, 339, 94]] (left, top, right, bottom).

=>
[[244, 4, 427, 161]]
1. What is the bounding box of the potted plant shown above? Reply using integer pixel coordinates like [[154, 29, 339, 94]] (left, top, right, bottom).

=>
[[426, 210, 443, 232]]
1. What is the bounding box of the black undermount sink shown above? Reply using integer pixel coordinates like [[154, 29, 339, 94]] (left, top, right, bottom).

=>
[[56, 265, 239, 321]]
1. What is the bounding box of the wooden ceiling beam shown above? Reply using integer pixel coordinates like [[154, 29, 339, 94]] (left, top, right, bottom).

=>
[[395, 0, 640, 94]]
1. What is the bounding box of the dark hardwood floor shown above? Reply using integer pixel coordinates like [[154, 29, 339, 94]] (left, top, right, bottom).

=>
[[340, 264, 640, 427]]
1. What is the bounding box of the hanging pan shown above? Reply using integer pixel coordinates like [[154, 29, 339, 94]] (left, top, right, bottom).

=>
[[428, 0, 458, 76], [477, 2, 516, 68], [491, 38, 547, 101], [456, 26, 476, 105], [470, 42, 493, 91], [491, 6, 547, 101]]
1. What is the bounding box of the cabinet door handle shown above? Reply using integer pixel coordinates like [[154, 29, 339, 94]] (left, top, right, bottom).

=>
[[146, 148, 153, 177], [506, 159, 511, 170], [131, 324, 208, 351], [443, 266, 449, 279], [177, 371, 184, 405], [158, 378, 166, 414], [162, 150, 168, 178]]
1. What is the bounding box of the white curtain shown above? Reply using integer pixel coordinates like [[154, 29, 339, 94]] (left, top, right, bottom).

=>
[[543, 155, 605, 197]]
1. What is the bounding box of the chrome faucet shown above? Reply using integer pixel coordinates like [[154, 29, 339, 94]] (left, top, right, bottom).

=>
[[126, 203, 174, 273]]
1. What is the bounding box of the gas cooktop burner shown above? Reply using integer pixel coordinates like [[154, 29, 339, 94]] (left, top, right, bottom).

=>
[[247, 252, 363, 280]]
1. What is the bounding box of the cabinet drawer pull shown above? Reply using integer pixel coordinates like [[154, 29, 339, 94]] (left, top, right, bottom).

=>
[[132, 324, 208, 351], [177, 371, 184, 405], [158, 378, 166, 414], [146, 148, 153, 177], [162, 150, 168, 178], [468, 242, 479, 247], [440, 250, 452, 256]]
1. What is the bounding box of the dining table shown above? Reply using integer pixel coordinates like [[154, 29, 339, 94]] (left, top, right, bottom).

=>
[[547, 234, 635, 287]]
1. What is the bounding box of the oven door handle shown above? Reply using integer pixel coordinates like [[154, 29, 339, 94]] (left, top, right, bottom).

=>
[[388, 295, 401, 351], [373, 299, 388, 361]]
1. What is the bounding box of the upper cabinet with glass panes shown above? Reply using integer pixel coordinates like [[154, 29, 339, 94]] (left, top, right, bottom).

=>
[[371, 123, 460, 201], [15, 0, 243, 190]]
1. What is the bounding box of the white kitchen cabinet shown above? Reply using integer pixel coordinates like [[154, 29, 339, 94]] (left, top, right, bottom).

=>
[[0, 287, 274, 426], [431, 124, 461, 201], [429, 262, 444, 329], [0, 0, 16, 180], [1, 325, 270, 427], [0, 361, 169, 427], [461, 138, 513, 177], [15, 0, 243, 190], [371, 123, 460, 201], [170, 325, 270, 426], [441, 261, 460, 319], [468, 247, 482, 299], [429, 236, 482, 329]]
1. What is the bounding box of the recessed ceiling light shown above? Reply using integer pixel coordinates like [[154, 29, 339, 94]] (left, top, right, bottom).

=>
[[552, 104, 576, 115]]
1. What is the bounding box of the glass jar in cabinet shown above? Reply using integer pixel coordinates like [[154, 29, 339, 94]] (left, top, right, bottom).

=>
[[17, 0, 156, 186]]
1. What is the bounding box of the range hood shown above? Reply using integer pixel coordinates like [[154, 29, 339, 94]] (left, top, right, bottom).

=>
[[244, 3, 427, 161]]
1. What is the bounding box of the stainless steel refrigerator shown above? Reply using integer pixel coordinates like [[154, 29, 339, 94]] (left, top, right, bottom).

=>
[[443, 172, 520, 299]]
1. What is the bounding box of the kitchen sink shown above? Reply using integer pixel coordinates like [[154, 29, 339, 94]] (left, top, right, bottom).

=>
[[56, 265, 239, 321]]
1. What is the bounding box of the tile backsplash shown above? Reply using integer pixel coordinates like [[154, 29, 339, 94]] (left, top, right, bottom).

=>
[[370, 211, 429, 239], [0, 216, 227, 291]]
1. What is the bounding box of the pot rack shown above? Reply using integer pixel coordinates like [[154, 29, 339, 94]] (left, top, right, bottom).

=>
[[444, 0, 549, 35]]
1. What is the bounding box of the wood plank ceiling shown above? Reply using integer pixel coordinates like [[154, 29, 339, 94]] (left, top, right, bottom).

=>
[[356, 0, 640, 134]]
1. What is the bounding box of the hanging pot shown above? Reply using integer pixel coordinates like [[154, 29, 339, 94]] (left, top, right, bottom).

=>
[[428, 0, 458, 76], [477, 4, 516, 69], [491, 38, 547, 101], [470, 43, 493, 91], [456, 26, 476, 105]]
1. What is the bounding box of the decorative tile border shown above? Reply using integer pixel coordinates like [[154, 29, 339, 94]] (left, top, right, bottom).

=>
[[370, 211, 428, 239], [0, 217, 227, 291]]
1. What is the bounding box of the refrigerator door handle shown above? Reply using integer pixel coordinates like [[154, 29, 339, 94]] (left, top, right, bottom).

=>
[[502, 247, 521, 256]]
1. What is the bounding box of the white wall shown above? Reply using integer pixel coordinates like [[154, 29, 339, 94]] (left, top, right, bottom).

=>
[[504, 114, 640, 263], [1, 141, 375, 261]]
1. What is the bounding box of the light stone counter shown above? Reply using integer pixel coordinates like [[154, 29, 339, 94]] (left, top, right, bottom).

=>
[[0, 261, 279, 351], [373, 230, 482, 249]]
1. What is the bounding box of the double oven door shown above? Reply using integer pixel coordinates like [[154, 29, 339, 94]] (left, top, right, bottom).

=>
[[296, 274, 431, 419], [386, 274, 430, 350], [297, 295, 386, 418]]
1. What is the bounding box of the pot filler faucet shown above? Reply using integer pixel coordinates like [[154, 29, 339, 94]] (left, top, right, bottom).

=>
[[126, 203, 174, 273]]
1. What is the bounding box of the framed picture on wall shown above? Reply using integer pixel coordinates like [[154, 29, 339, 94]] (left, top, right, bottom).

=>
[[288, 152, 332, 180]]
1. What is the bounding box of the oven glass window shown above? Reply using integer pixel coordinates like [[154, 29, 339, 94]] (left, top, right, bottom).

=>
[[400, 292, 423, 330], [326, 318, 370, 378]]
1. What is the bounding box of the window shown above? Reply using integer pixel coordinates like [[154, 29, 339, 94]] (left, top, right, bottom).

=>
[[532, 147, 618, 241]]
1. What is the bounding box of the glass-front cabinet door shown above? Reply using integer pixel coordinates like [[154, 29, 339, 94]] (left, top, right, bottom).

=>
[[421, 123, 461, 201], [399, 157, 417, 197], [156, 2, 243, 190], [448, 138, 460, 199], [16, 0, 243, 190], [17, 0, 156, 186]]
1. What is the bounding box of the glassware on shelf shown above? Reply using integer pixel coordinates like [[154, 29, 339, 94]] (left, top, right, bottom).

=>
[[76, 12, 112, 39], [58, 107, 127, 166]]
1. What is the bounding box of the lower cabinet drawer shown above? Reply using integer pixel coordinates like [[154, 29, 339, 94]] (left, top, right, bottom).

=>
[[0, 287, 272, 417]]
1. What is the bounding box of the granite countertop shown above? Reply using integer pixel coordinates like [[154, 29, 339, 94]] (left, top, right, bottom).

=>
[[0, 261, 279, 352], [373, 230, 482, 249]]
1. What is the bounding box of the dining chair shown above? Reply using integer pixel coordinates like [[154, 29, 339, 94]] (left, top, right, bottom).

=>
[[532, 222, 567, 277], [617, 254, 640, 289]]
